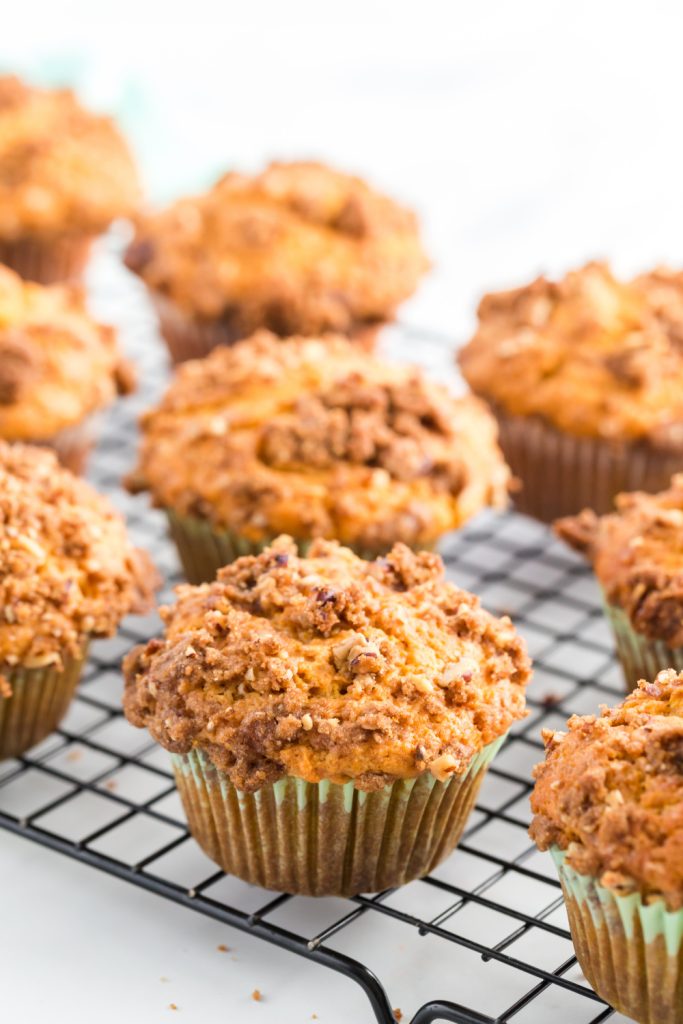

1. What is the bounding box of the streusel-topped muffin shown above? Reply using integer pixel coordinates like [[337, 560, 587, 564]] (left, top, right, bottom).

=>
[[124, 537, 530, 894], [0, 75, 139, 282], [128, 331, 510, 581], [125, 160, 429, 361], [0, 264, 134, 471], [0, 441, 154, 758], [459, 262, 683, 519], [556, 475, 683, 688]]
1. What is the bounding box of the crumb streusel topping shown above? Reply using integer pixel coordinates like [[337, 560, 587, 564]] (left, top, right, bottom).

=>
[[129, 332, 510, 550], [459, 262, 683, 448], [125, 160, 428, 335], [556, 475, 683, 646], [530, 669, 683, 910], [0, 264, 134, 438], [0, 76, 139, 240], [0, 442, 155, 669], [123, 538, 531, 791]]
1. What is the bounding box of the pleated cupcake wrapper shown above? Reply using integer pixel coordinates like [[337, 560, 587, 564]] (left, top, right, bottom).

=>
[[166, 510, 432, 584], [152, 291, 382, 365], [0, 652, 86, 760], [604, 601, 683, 693], [27, 416, 97, 476], [493, 408, 682, 521], [0, 234, 93, 284], [171, 735, 505, 897], [551, 848, 683, 1023]]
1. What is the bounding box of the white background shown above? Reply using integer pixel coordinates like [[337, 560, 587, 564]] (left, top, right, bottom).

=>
[[1, 3, 681, 1020]]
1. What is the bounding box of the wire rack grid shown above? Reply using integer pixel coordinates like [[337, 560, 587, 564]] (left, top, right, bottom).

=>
[[0, 242, 631, 1024]]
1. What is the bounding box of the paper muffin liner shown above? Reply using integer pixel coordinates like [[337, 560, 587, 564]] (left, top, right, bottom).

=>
[[171, 735, 505, 897], [604, 601, 683, 693], [0, 234, 93, 284], [551, 848, 683, 1023], [166, 509, 433, 583], [493, 408, 682, 521], [151, 292, 382, 364], [0, 652, 86, 760]]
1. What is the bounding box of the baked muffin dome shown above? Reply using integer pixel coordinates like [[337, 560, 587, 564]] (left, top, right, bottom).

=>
[[129, 331, 510, 555], [0, 441, 154, 670], [124, 160, 428, 339], [0, 75, 139, 241], [530, 669, 683, 910], [460, 262, 683, 447], [124, 537, 531, 791]]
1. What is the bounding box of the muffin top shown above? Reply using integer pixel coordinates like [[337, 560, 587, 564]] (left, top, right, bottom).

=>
[[0, 442, 155, 671], [129, 332, 510, 551], [124, 160, 429, 334], [123, 537, 530, 791], [530, 669, 683, 910], [556, 475, 683, 647], [0, 264, 134, 439], [0, 75, 139, 240], [459, 262, 683, 449]]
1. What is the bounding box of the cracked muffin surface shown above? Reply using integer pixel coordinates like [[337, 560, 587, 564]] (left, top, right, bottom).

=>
[[459, 262, 683, 449], [0, 75, 139, 240], [530, 669, 683, 910], [129, 331, 510, 551], [125, 160, 428, 336], [0, 264, 134, 439], [124, 537, 530, 791]]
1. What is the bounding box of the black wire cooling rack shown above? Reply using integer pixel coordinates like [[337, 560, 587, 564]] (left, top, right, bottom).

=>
[[0, 245, 629, 1024]]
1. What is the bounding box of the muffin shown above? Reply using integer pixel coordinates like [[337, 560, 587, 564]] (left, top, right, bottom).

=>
[[459, 262, 683, 521], [124, 537, 530, 896], [0, 264, 134, 472], [0, 442, 154, 759], [530, 670, 683, 1024], [128, 331, 511, 583], [0, 75, 139, 283], [124, 160, 429, 362], [556, 476, 683, 691]]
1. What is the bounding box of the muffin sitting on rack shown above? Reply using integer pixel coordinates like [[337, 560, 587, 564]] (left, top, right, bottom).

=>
[[0, 264, 134, 472], [459, 262, 683, 520], [127, 331, 511, 581], [124, 537, 531, 896], [0, 75, 139, 283], [124, 160, 429, 361]]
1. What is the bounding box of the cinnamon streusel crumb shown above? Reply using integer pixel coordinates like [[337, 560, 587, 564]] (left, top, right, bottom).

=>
[[123, 537, 530, 791]]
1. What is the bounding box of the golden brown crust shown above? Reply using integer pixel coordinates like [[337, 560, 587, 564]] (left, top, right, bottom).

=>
[[0, 76, 139, 239], [0, 264, 134, 438], [124, 160, 428, 334], [556, 476, 683, 646], [459, 262, 683, 448], [123, 537, 530, 791], [0, 442, 155, 667], [530, 670, 683, 910], [130, 331, 510, 550]]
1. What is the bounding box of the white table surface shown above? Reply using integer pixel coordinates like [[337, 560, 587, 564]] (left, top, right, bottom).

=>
[[1, 3, 680, 1019]]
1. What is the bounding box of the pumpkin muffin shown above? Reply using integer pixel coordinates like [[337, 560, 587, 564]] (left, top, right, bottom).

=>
[[0, 263, 134, 472], [128, 331, 510, 582], [0, 75, 139, 283], [124, 160, 429, 362], [0, 442, 154, 759], [530, 670, 683, 1024], [556, 476, 683, 691], [459, 262, 683, 521], [124, 537, 531, 895]]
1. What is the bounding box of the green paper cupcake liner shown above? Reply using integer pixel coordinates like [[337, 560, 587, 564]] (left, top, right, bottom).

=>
[[604, 602, 683, 693], [493, 407, 681, 521], [0, 233, 93, 284], [171, 734, 505, 897], [166, 509, 432, 584], [0, 651, 86, 760], [551, 848, 683, 1023]]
